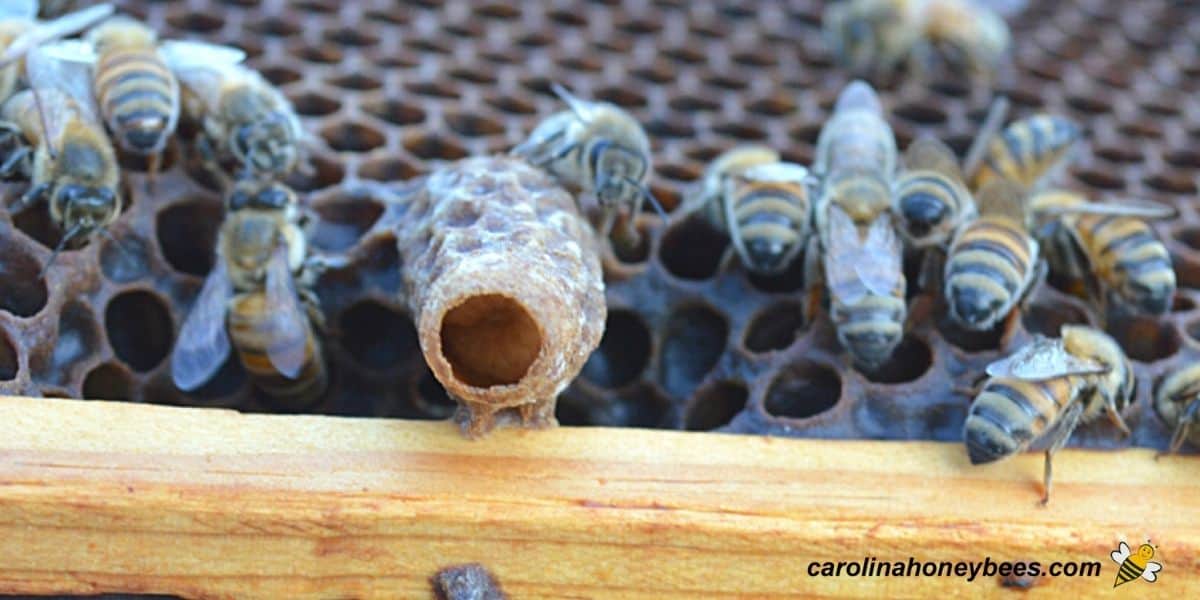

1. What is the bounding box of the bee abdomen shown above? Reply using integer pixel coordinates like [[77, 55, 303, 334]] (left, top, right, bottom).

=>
[[832, 293, 906, 367], [733, 187, 809, 265], [1078, 215, 1175, 314], [977, 115, 1080, 188], [95, 49, 177, 153], [894, 172, 967, 238], [945, 221, 1033, 328], [228, 297, 328, 408], [965, 379, 1067, 464]]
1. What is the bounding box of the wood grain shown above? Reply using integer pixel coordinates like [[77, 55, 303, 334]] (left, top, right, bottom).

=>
[[0, 396, 1196, 599]]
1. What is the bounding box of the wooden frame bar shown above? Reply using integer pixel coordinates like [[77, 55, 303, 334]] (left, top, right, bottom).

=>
[[0, 396, 1196, 598]]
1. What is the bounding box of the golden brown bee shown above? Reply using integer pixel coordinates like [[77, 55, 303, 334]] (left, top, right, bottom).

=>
[[823, 0, 1019, 82], [40, 17, 216, 180], [892, 135, 976, 249], [171, 178, 327, 408], [696, 145, 813, 275], [965, 324, 1134, 503], [942, 180, 1041, 330], [971, 114, 1082, 191], [809, 80, 906, 369], [2, 44, 122, 270], [159, 42, 302, 181], [1028, 190, 1176, 317], [0, 2, 112, 175], [512, 83, 663, 240], [1154, 363, 1200, 456]]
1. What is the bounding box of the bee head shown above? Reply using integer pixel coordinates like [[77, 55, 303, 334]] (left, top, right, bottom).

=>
[[592, 141, 647, 207], [228, 178, 294, 211], [57, 184, 117, 231], [233, 115, 295, 176]]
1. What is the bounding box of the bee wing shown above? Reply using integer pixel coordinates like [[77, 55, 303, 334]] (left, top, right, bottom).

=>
[[37, 38, 97, 64], [856, 212, 903, 297], [985, 338, 1110, 380], [1142, 562, 1162, 582], [263, 242, 309, 379], [1035, 199, 1178, 221], [823, 204, 871, 305], [511, 110, 575, 165], [171, 260, 234, 392], [24, 44, 102, 144], [904, 136, 964, 182], [973, 0, 1029, 18], [0, 0, 37, 20], [160, 41, 247, 112], [742, 162, 811, 185], [1110, 541, 1131, 564], [0, 3, 113, 69]]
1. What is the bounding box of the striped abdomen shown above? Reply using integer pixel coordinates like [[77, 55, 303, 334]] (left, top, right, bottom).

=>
[[1115, 558, 1147, 588], [893, 169, 973, 246], [94, 45, 178, 154], [974, 115, 1080, 189], [965, 375, 1087, 464], [729, 181, 810, 273], [944, 216, 1037, 330], [229, 292, 327, 409], [1073, 213, 1174, 315], [829, 282, 906, 369]]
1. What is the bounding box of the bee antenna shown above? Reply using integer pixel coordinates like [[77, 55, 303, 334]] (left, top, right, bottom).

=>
[[963, 95, 1010, 181], [40, 222, 84, 279], [629, 177, 669, 220], [31, 87, 58, 161]]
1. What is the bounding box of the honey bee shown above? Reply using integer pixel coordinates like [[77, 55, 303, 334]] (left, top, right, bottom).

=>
[[2, 44, 122, 270], [39, 19, 223, 181], [970, 113, 1082, 191], [512, 83, 664, 241], [821, 204, 906, 370], [0, 2, 112, 175], [1028, 190, 1176, 317], [892, 135, 976, 248], [158, 41, 303, 181], [1111, 542, 1162, 588], [943, 180, 1041, 330], [965, 324, 1134, 503], [813, 80, 898, 227], [823, 0, 1021, 82], [696, 145, 813, 275], [171, 178, 327, 407], [1153, 363, 1200, 455]]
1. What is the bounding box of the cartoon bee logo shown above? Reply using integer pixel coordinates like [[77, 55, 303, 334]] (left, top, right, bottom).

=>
[[1111, 541, 1162, 588]]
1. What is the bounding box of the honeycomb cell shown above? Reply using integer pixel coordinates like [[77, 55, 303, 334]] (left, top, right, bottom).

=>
[[359, 156, 423, 181], [1094, 145, 1143, 164], [938, 314, 1008, 353], [12, 202, 66, 252], [1073, 167, 1125, 190], [166, 11, 224, 33], [320, 121, 386, 153], [1107, 316, 1181, 363], [0, 328, 17, 381], [0, 229, 49, 317], [157, 199, 222, 277], [364, 98, 427, 127], [594, 86, 647, 109], [713, 121, 767, 141], [601, 384, 671, 428], [476, 2, 520, 19], [1022, 301, 1092, 338], [660, 304, 728, 398], [290, 91, 341, 117], [293, 43, 343, 65], [1188, 319, 1200, 344], [258, 64, 303, 86], [403, 132, 469, 160], [311, 194, 385, 252], [1065, 94, 1110, 115], [764, 362, 841, 420], [415, 369, 455, 419], [294, 0, 337, 12], [106, 291, 173, 372], [1172, 294, 1196, 313], [893, 101, 948, 125], [1144, 172, 1197, 195], [83, 363, 133, 402], [746, 94, 796, 116], [863, 336, 933, 384], [669, 94, 720, 112], [485, 93, 536, 115], [557, 54, 603, 73], [447, 65, 496, 84], [747, 256, 807, 294], [358, 234, 402, 293], [1165, 148, 1200, 169], [286, 154, 345, 192], [445, 112, 505, 137], [248, 16, 300, 36], [580, 310, 651, 389], [685, 380, 747, 431], [644, 117, 696, 139], [324, 27, 380, 47], [658, 217, 729, 281], [327, 73, 382, 91], [40, 301, 98, 386], [340, 301, 418, 371], [745, 302, 805, 353], [1178, 227, 1200, 252], [611, 220, 653, 264]]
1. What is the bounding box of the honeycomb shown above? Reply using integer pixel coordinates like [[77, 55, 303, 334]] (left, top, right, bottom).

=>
[[0, 0, 1198, 453]]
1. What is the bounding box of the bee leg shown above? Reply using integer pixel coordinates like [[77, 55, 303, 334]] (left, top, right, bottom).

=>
[[0, 145, 31, 180], [1039, 400, 1084, 505], [11, 182, 50, 213], [963, 95, 1011, 182], [1103, 394, 1133, 437], [299, 288, 327, 332], [917, 248, 946, 293], [144, 152, 161, 195], [597, 206, 618, 239], [1159, 400, 1199, 459], [802, 236, 825, 323]]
